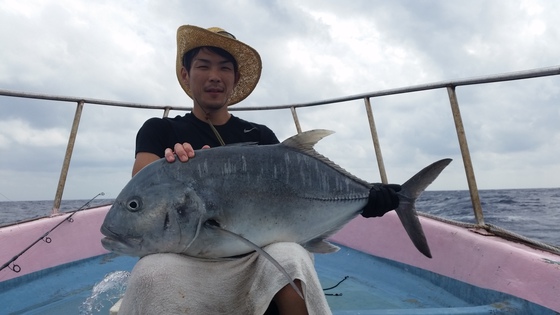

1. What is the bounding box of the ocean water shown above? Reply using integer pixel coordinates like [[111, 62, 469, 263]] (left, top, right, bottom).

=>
[[415, 188, 560, 247], [1, 188, 559, 247], [0, 199, 114, 227]]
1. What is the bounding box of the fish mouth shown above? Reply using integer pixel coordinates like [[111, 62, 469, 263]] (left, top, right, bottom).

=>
[[100, 226, 142, 254]]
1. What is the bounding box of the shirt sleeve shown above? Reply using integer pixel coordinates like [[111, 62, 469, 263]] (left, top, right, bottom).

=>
[[135, 118, 172, 158]]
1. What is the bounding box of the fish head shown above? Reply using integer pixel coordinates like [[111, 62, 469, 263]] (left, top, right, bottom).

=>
[[100, 160, 206, 257]]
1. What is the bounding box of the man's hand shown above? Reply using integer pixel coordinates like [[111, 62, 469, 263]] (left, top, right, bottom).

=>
[[133, 144, 211, 177], [164, 143, 211, 163], [361, 184, 402, 218]]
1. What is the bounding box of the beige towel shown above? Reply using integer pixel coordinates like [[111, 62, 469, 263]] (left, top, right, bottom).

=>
[[117, 242, 332, 315]]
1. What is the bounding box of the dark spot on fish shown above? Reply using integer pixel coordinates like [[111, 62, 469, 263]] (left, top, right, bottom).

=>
[[126, 197, 142, 212], [163, 213, 170, 230], [205, 219, 221, 228]]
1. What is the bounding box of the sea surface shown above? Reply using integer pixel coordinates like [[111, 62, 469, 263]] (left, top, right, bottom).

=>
[[1, 188, 559, 247]]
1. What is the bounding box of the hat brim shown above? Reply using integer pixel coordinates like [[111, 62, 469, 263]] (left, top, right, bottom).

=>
[[176, 25, 262, 106]]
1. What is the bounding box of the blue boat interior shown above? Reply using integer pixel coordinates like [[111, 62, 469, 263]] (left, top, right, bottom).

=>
[[0, 244, 555, 315]]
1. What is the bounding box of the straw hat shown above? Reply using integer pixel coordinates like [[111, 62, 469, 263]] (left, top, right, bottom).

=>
[[176, 25, 262, 106]]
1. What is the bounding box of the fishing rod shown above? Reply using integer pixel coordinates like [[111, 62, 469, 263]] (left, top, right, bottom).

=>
[[0, 192, 105, 274]]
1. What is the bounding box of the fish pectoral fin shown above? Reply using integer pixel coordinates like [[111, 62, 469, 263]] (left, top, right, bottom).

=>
[[303, 239, 340, 253]]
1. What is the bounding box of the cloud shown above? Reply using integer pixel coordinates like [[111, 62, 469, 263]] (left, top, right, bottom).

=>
[[1, 0, 560, 202], [0, 118, 68, 148]]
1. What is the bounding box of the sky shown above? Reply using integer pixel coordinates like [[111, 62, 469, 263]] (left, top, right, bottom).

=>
[[0, 0, 559, 202]]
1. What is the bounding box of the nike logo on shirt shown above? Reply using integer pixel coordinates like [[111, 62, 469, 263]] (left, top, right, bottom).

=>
[[244, 127, 257, 133]]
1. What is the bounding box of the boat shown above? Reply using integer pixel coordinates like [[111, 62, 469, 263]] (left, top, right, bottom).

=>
[[1, 65, 559, 314]]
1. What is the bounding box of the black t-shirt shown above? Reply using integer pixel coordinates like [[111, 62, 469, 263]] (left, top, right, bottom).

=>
[[135, 113, 280, 157]]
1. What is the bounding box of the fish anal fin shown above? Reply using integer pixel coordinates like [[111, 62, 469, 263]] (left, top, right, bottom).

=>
[[303, 239, 340, 253]]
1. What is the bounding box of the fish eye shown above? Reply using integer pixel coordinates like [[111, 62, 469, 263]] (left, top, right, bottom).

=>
[[126, 197, 142, 212]]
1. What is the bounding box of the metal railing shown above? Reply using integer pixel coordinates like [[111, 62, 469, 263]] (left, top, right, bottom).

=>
[[1, 65, 559, 225]]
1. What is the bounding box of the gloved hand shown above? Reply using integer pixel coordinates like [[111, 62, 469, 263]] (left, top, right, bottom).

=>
[[361, 183, 402, 218]]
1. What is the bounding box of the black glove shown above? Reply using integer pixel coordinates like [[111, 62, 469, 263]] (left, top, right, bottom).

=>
[[361, 183, 402, 218]]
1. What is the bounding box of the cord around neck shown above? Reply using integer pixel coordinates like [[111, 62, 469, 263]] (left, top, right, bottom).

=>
[[205, 114, 226, 146]]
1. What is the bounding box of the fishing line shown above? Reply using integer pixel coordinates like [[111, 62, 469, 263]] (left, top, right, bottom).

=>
[[323, 275, 349, 291], [212, 226, 305, 300], [0, 192, 13, 201], [0, 192, 105, 274], [323, 275, 349, 296]]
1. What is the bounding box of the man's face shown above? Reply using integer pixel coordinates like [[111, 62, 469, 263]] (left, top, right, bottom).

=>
[[182, 48, 238, 111]]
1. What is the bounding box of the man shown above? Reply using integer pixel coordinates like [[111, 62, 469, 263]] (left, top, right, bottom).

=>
[[120, 25, 399, 315], [121, 25, 330, 314]]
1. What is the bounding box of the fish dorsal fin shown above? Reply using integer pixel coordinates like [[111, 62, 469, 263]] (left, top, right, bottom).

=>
[[282, 129, 371, 187], [282, 129, 335, 151]]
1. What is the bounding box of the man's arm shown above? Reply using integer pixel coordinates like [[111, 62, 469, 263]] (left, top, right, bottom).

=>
[[132, 152, 160, 176]]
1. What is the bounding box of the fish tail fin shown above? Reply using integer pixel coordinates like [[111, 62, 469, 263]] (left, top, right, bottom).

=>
[[396, 158, 453, 258]]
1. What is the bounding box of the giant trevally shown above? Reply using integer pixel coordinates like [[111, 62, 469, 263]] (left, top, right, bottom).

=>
[[101, 129, 451, 260]]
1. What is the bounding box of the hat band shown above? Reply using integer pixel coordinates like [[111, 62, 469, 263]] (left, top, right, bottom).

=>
[[217, 31, 236, 39]]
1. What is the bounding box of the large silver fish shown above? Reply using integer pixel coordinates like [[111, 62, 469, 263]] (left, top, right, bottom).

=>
[[101, 129, 451, 259]]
